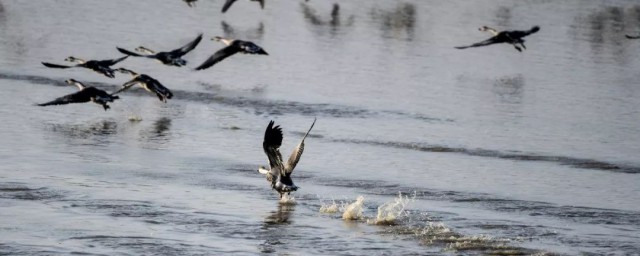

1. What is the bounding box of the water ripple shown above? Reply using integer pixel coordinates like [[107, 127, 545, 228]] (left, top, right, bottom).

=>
[[1, 72, 450, 121], [333, 138, 640, 174], [0, 182, 64, 201]]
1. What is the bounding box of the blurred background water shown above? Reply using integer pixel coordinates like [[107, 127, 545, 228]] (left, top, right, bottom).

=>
[[1, 0, 639, 255]]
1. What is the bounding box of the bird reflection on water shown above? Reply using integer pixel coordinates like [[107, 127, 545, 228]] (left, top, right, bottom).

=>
[[47, 120, 118, 140], [263, 202, 295, 226], [370, 3, 416, 41], [492, 74, 525, 104], [221, 21, 264, 41], [139, 117, 173, 148], [301, 3, 354, 37], [259, 203, 295, 253], [150, 117, 172, 138]]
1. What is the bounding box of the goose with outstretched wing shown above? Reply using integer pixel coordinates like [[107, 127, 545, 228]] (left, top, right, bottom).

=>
[[194, 36, 268, 70], [455, 26, 540, 52], [258, 118, 316, 198], [112, 68, 173, 103], [116, 34, 202, 67], [37, 79, 119, 111], [42, 56, 128, 78]]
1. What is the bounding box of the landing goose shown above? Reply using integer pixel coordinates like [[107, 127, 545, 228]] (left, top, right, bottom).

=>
[[258, 118, 316, 198]]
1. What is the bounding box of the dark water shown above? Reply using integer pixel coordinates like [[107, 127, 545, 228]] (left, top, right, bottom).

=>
[[1, 0, 639, 255]]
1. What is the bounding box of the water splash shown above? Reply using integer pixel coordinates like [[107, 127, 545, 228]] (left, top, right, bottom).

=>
[[316, 197, 546, 254], [407, 222, 537, 254], [370, 192, 414, 225], [342, 196, 365, 220], [319, 199, 340, 214], [445, 235, 501, 252], [418, 222, 453, 238], [279, 194, 297, 205]]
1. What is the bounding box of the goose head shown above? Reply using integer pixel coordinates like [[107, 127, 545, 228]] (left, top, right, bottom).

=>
[[258, 166, 269, 174], [478, 26, 499, 36], [212, 36, 233, 46], [114, 67, 138, 76], [65, 56, 86, 63], [135, 46, 155, 54], [65, 79, 86, 89]]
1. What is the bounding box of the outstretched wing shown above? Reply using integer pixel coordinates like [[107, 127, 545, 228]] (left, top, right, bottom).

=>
[[454, 37, 499, 49], [256, 0, 265, 9], [506, 26, 540, 39], [194, 45, 240, 70], [626, 34, 640, 39], [37, 90, 90, 106], [170, 34, 203, 56], [112, 79, 140, 95], [97, 55, 129, 67], [42, 62, 73, 68], [239, 41, 268, 55], [222, 0, 238, 13], [116, 47, 148, 57], [284, 118, 316, 175], [263, 120, 285, 175]]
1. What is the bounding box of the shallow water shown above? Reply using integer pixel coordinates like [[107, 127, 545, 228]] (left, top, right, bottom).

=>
[[1, 0, 640, 255]]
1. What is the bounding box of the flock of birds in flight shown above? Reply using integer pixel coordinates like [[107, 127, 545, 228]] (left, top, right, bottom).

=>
[[34, 0, 640, 199], [39, 33, 268, 109]]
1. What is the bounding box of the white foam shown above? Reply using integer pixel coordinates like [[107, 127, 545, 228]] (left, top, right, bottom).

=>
[[319, 199, 340, 214], [279, 194, 297, 205], [370, 192, 414, 225], [342, 196, 365, 220]]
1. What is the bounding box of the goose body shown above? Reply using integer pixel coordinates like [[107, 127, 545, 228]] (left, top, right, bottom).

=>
[[37, 79, 119, 111], [258, 119, 316, 198], [222, 0, 264, 13], [42, 56, 128, 78], [194, 36, 268, 70], [116, 34, 203, 67], [455, 26, 540, 52], [113, 68, 173, 102]]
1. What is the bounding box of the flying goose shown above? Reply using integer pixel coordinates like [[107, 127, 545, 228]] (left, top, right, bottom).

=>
[[455, 26, 540, 52], [222, 0, 265, 13], [258, 118, 316, 198], [194, 36, 268, 70], [37, 79, 119, 111], [112, 68, 173, 103], [42, 56, 128, 78], [116, 34, 203, 67]]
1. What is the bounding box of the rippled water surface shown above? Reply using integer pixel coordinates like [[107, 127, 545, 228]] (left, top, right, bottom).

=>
[[1, 0, 640, 255]]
